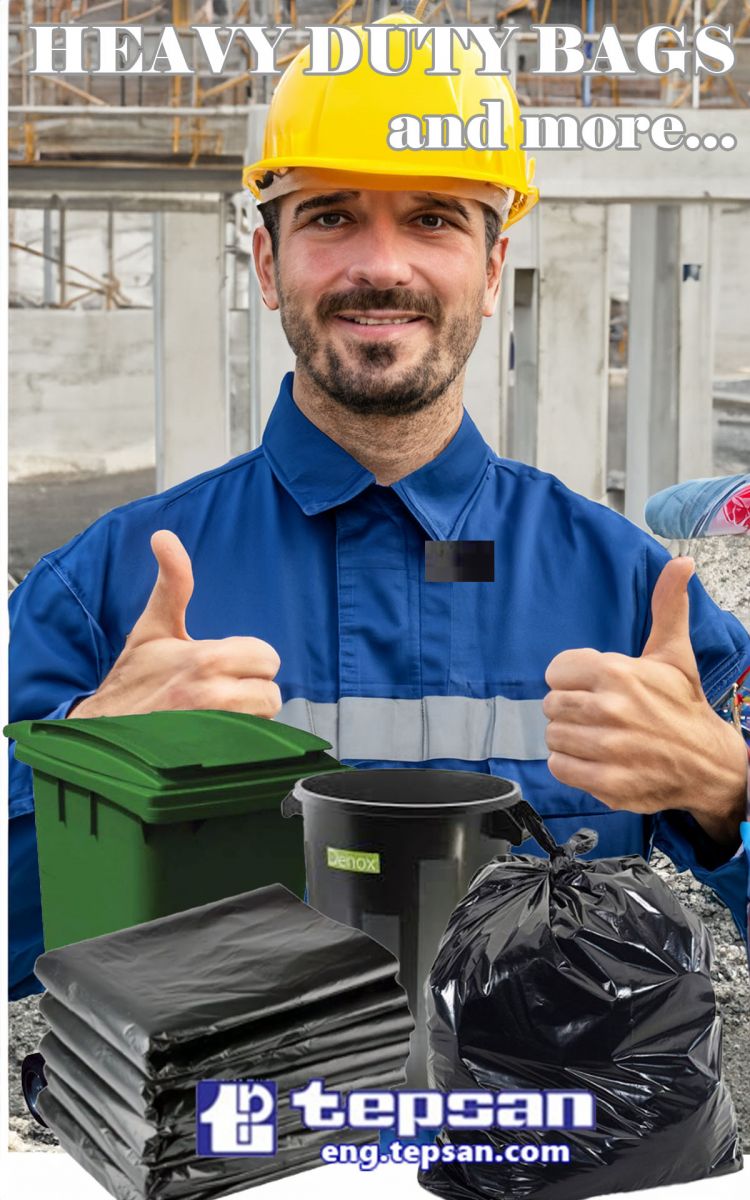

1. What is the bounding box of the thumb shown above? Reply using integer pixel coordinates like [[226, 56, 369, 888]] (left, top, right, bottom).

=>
[[642, 556, 698, 676], [128, 530, 194, 646]]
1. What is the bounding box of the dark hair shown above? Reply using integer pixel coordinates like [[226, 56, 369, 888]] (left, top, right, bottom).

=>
[[258, 194, 501, 262]]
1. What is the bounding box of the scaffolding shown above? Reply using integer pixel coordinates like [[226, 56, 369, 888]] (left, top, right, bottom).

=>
[[9, 1, 750, 166]]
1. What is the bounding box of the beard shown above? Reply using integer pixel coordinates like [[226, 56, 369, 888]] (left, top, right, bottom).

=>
[[277, 284, 483, 416]]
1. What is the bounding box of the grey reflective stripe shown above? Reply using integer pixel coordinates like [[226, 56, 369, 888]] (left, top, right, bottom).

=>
[[277, 696, 549, 763]]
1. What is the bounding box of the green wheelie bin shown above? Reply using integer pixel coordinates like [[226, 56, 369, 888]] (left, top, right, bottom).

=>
[[6, 710, 346, 952]]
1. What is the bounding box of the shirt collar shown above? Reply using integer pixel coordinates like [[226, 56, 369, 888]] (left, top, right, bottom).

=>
[[262, 371, 491, 540]]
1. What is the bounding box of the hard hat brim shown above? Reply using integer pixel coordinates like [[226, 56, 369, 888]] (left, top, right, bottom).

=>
[[243, 162, 538, 231]]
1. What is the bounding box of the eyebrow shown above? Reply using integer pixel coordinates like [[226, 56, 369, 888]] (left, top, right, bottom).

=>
[[419, 194, 471, 222], [291, 191, 473, 224], [292, 191, 359, 221]]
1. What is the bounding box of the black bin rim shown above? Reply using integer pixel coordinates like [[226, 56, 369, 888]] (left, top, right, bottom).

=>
[[293, 768, 520, 815]]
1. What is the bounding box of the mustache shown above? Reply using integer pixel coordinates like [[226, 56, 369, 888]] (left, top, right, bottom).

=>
[[316, 288, 442, 323]]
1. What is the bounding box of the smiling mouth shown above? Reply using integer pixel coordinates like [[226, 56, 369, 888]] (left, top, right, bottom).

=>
[[334, 313, 426, 327]]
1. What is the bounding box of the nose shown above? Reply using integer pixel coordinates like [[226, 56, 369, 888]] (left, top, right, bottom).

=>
[[344, 216, 414, 291]]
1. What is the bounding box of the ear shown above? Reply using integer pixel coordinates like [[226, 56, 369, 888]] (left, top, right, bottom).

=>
[[252, 224, 280, 311], [482, 236, 508, 318]]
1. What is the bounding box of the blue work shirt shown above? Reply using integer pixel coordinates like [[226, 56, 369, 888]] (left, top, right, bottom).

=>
[[9, 372, 750, 993]]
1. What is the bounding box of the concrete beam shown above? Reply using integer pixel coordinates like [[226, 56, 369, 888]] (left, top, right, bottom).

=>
[[10, 192, 232, 213], [528, 109, 750, 203], [10, 110, 750, 206], [10, 164, 242, 195]]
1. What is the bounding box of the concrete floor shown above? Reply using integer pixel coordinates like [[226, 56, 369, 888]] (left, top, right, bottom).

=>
[[8, 468, 156, 584]]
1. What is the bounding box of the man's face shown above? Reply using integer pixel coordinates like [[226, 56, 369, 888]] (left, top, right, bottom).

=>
[[253, 187, 506, 415]]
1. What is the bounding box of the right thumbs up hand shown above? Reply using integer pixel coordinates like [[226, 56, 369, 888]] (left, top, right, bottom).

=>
[[70, 531, 282, 720]]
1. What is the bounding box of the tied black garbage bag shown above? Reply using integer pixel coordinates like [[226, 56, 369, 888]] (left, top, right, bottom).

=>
[[420, 819, 743, 1200]]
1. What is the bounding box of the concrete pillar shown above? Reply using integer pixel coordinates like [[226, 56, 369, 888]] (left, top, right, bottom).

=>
[[464, 307, 504, 452], [625, 203, 714, 527], [716, 205, 750, 376], [537, 203, 609, 501], [508, 202, 609, 500], [153, 206, 229, 490], [257, 299, 295, 430], [677, 204, 716, 482], [508, 266, 539, 467], [495, 247, 515, 458]]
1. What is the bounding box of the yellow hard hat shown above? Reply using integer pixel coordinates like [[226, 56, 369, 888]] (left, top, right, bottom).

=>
[[243, 13, 537, 230]]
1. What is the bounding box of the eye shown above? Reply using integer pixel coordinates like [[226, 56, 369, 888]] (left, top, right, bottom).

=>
[[315, 212, 348, 228], [416, 213, 449, 229]]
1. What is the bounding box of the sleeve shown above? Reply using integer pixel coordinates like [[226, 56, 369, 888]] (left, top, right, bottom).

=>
[[637, 541, 750, 939], [652, 762, 750, 940], [8, 556, 113, 819]]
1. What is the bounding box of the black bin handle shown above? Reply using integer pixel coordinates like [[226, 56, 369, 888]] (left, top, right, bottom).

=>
[[21, 1053, 49, 1128], [482, 799, 558, 853], [281, 790, 302, 819]]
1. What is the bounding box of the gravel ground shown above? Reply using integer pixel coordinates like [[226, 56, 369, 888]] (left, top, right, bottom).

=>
[[682, 535, 750, 633]]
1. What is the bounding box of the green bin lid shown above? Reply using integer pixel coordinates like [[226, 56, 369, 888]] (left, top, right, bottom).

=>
[[5, 711, 338, 822]]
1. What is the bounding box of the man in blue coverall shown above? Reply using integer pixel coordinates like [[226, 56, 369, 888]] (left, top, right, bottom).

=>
[[9, 14, 750, 998]]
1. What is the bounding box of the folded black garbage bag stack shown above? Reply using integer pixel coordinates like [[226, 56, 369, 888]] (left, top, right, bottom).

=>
[[33, 884, 414, 1200], [419, 819, 743, 1200]]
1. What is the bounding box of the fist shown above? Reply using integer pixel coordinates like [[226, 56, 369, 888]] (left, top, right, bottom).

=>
[[542, 556, 747, 841], [71, 531, 282, 720]]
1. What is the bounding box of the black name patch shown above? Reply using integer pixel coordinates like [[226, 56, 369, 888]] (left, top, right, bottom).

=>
[[425, 541, 495, 583]]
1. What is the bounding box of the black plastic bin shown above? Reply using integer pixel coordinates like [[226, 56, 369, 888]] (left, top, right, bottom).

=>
[[281, 769, 533, 1085]]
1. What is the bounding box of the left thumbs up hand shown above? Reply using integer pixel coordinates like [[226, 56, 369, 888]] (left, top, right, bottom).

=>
[[543, 557, 748, 845]]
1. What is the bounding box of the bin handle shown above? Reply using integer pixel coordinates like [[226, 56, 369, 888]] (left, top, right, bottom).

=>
[[482, 799, 558, 852], [21, 1053, 49, 1128], [281, 790, 302, 819]]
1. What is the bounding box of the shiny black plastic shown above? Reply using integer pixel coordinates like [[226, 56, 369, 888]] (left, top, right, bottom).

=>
[[40, 1086, 377, 1200], [35, 884, 403, 1068], [44, 1052, 406, 1169], [420, 821, 743, 1200], [30, 884, 412, 1198], [40, 1031, 409, 1161], [39, 977, 411, 1097]]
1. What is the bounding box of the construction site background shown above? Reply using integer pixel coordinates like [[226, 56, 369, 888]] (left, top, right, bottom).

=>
[[8, 2, 750, 527], [7, 2, 750, 1155]]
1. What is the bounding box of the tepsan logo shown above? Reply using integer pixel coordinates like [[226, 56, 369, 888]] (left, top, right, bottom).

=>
[[327, 846, 381, 874], [196, 1081, 277, 1157]]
